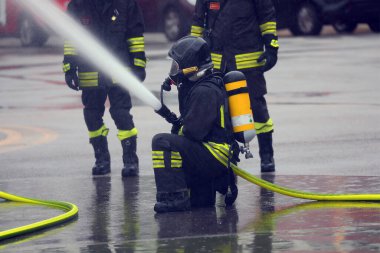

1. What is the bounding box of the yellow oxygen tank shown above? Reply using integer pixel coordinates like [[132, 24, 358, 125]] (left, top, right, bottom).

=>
[[223, 71, 255, 158]]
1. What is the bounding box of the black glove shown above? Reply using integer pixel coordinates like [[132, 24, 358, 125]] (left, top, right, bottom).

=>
[[257, 47, 278, 72], [155, 104, 179, 124], [258, 35, 279, 72], [134, 67, 146, 82], [171, 116, 183, 134], [162, 77, 173, 91], [63, 62, 79, 91]]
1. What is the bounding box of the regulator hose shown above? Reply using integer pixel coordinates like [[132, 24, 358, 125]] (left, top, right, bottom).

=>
[[231, 164, 380, 201], [0, 191, 78, 241]]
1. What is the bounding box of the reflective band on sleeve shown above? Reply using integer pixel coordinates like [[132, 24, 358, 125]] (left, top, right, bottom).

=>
[[79, 72, 99, 88], [134, 58, 146, 68], [117, 127, 138, 141], [255, 118, 274, 135], [89, 124, 109, 138], [260, 21, 277, 36], [190, 25, 204, 37]]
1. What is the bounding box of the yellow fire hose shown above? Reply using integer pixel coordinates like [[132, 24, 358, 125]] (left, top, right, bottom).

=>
[[1, 165, 379, 242], [232, 164, 380, 201], [0, 191, 78, 241]]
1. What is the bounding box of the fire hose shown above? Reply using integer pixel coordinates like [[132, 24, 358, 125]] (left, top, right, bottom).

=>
[[0, 191, 78, 241]]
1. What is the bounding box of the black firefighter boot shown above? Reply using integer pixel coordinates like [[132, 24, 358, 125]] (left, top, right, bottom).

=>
[[154, 191, 191, 213], [121, 136, 139, 177], [257, 132, 275, 173], [90, 136, 111, 175]]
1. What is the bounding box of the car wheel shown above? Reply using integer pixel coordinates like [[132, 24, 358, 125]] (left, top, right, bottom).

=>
[[368, 20, 380, 33], [19, 16, 49, 47], [333, 20, 357, 33], [290, 3, 322, 36], [163, 6, 186, 42]]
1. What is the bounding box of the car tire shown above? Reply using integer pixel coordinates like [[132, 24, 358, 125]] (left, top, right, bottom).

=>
[[333, 20, 357, 34], [289, 3, 323, 36], [19, 16, 49, 47], [163, 6, 187, 42]]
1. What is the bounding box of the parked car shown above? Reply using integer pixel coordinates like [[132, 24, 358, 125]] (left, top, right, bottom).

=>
[[0, 0, 70, 47], [138, 0, 380, 41], [274, 0, 380, 35], [138, 0, 195, 41]]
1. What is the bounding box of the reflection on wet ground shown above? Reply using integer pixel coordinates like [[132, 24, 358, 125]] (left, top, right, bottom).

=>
[[1, 174, 380, 252]]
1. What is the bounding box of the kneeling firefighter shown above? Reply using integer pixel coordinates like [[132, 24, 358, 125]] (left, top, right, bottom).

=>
[[153, 36, 239, 213]]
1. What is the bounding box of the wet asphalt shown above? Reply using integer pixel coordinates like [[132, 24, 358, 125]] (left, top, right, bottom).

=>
[[1, 28, 380, 252]]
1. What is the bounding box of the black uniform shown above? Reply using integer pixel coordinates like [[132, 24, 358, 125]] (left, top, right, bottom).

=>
[[63, 0, 146, 176], [191, 0, 278, 172], [152, 74, 233, 208]]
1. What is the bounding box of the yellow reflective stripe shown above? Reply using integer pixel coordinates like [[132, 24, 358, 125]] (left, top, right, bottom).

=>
[[129, 45, 145, 53], [79, 80, 98, 87], [127, 37, 145, 45], [211, 53, 222, 70], [208, 142, 230, 157], [134, 58, 146, 68], [270, 39, 279, 48], [260, 21, 277, 36], [255, 118, 274, 134], [62, 63, 71, 73], [79, 72, 98, 87], [236, 61, 265, 70], [203, 142, 229, 167], [171, 161, 182, 168], [64, 40, 77, 55], [170, 151, 182, 168], [235, 52, 265, 69], [178, 126, 184, 136], [89, 124, 109, 138], [235, 52, 263, 62], [220, 105, 225, 128], [152, 150, 164, 159], [117, 127, 138, 141], [171, 151, 181, 159], [153, 160, 165, 169], [78, 72, 98, 79], [190, 25, 204, 37]]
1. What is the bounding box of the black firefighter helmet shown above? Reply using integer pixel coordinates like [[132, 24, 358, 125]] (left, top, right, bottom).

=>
[[168, 36, 214, 85]]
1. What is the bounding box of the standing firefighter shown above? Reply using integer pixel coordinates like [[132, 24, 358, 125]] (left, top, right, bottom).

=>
[[62, 0, 146, 177], [191, 0, 279, 172], [153, 36, 238, 213]]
